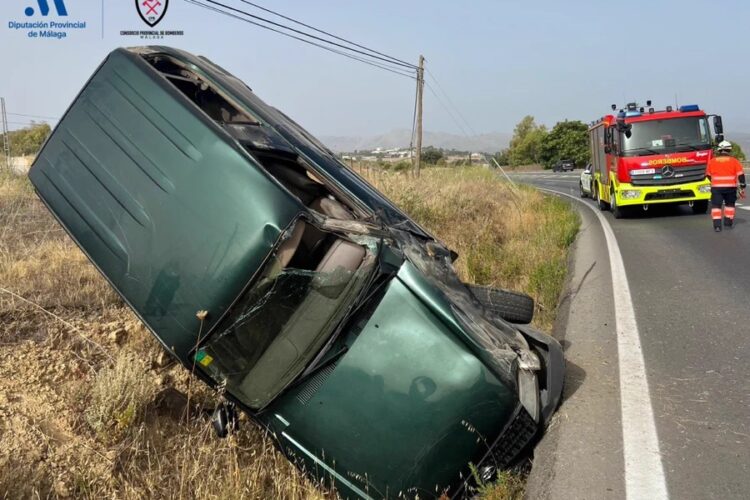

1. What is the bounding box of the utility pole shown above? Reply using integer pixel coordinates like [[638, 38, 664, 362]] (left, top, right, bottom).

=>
[[1, 98, 10, 172], [414, 55, 425, 176]]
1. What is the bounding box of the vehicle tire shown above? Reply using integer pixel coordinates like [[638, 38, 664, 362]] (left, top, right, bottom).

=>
[[594, 183, 608, 211], [466, 284, 535, 324], [692, 200, 709, 214], [610, 189, 623, 219], [579, 181, 587, 198]]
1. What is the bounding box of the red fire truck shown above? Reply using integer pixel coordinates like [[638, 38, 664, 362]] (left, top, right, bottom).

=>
[[588, 102, 723, 218]]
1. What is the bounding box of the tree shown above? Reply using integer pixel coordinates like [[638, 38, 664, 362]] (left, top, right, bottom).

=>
[[493, 148, 510, 166], [421, 147, 444, 165], [508, 116, 547, 166], [0, 122, 52, 157], [730, 141, 746, 161], [539, 120, 590, 169]]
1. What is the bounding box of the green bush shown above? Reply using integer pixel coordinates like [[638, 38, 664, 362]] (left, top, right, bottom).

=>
[[392, 160, 411, 172]]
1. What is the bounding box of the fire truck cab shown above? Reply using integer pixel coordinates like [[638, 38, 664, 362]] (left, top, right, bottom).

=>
[[588, 102, 722, 218]]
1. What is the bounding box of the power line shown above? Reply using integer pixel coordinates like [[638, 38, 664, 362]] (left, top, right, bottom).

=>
[[184, 0, 416, 80], [423, 73, 517, 187], [6, 120, 50, 126], [424, 81, 470, 137], [236, 0, 416, 69], [8, 112, 60, 120], [197, 0, 417, 70], [425, 68, 477, 136]]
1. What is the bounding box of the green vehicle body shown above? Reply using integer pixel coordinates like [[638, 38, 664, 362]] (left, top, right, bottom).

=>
[[29, 47, 564, 498]]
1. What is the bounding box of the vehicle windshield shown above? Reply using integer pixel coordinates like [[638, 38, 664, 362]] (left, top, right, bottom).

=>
[[194, 223, 377, 410], [620, 116, 711, 156]]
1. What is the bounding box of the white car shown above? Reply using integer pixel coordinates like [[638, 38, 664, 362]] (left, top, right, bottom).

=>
[[579, 163, 594, 198]]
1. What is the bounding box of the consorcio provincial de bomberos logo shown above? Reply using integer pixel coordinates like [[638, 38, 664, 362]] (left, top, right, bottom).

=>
[[137, 0, 168, 27], [121, 0, 184, 40], [7, 0, 87, 39]]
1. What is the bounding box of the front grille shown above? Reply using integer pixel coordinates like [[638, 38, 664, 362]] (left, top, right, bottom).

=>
[[630, 164, 706, 186], [644, 189, 693, 201], [474, 405, 538, 471], [451, 406, 538, 499], [489, 407, 537, 468]]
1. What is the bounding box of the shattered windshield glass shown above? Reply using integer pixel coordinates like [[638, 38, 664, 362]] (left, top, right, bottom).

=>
[[195, 232, 376, 410]]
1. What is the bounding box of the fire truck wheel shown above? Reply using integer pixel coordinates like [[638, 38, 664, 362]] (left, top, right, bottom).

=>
[[610, 189, 624, 219], [595, 184, 608, 211], [466, 284, 535, 324], [692, 200, 709, 214]]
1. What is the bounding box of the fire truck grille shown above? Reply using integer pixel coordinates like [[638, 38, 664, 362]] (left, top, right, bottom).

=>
[[630, 164, 706, 186], [644, 189, 694, 201]]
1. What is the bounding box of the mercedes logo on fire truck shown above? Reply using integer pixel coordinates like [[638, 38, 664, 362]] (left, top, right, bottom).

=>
[[661, 165, 674, 178]]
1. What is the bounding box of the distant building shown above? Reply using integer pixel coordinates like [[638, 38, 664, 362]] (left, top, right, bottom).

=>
[[7, 156, 33, 175]]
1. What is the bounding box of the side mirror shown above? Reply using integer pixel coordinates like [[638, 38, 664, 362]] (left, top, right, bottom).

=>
[[713, 116, 723, 135], [211, 401, 238, 438], [715, 134, 724, 143]]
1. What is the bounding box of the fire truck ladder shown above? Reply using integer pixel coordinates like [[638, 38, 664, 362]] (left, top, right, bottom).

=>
[[1, 98, 10, 172]]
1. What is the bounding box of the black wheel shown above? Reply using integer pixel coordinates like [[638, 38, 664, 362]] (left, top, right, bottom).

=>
[[692, 200, 709, 214], [611, 189, 623, 219], [466, 284, 535, 324], [579, 181, 587, 198], [594, 183, 608, 211]]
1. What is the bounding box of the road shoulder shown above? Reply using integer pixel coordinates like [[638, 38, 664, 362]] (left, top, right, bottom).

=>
[[526, 201, 625, 499]]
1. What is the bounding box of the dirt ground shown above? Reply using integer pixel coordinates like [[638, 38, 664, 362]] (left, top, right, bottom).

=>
[[0, 173, 326, 499]]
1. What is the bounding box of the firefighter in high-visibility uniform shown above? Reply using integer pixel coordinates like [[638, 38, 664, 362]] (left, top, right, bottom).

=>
[[706, 140, 746, 232]]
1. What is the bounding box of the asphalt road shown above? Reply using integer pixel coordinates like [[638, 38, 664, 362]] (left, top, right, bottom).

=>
[[517, 171, 750, 500]]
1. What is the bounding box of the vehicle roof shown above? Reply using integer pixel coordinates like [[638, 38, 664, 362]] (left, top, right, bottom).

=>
[[626, 109, 705, 123], [129, 46, 431, 238], [30, 46, 435, 364], [29, 48, 303, 361]]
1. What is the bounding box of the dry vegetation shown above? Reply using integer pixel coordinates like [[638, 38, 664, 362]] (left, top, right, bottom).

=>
[[368, 167, 578, 331], [0, 166, 577, 499], [0, 172, 327, 500]]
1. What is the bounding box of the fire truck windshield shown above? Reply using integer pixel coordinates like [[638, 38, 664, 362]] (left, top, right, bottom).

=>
[[620, 116, 711, 156]]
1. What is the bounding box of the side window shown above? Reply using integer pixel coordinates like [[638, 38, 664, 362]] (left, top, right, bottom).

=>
[[699, 119, 710, 144]]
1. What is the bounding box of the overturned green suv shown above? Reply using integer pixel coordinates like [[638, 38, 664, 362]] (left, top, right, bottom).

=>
[[29, 47, 564, 498]]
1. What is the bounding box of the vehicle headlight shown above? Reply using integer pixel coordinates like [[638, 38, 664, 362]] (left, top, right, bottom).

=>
[[518, 367, 540, 423], [620, 190, 641, 199], [699, 185, 712, 193]]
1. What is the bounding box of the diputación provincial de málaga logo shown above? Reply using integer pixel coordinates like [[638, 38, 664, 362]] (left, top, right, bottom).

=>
[[7, 0, 87, 39]]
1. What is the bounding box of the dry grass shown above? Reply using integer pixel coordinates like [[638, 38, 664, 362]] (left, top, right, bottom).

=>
[[0, 171, 327, 499], [0, 167, 578, 499], [368, 167, 578, 330]]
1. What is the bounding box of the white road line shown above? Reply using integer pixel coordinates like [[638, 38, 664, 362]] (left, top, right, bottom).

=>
[[739, 206, 750, 211], [540, 188, 669, 500]]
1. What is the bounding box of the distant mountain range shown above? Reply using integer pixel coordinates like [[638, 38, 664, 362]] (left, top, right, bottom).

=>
[[319, 129, 512, 153], [319, 129, 750, 156], [727, 133, 750, 154]]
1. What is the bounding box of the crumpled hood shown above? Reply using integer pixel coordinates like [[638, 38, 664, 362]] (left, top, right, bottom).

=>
[[266, 276, 516, 498]]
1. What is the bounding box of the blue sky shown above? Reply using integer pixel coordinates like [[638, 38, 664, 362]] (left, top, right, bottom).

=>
[[1, 0, 748, 137]]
